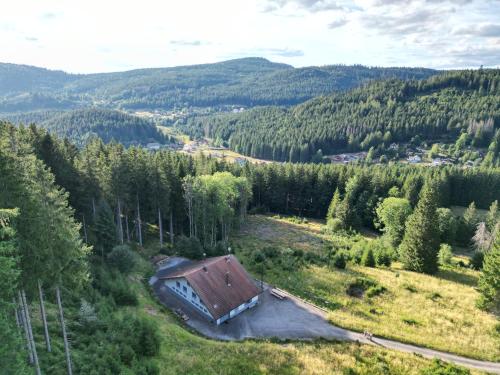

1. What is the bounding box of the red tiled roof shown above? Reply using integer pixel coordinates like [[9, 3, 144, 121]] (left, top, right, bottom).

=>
[[161, 255, 260, 320]]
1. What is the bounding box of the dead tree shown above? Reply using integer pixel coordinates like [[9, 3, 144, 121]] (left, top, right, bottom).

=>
[[13, 297, 21, 328], [38, 280, 51, 352], [125, 215, 130, 242], [169, 211, 174, 245], [56, 286, 73, 375], [117, 199, 124, 245], [22, 290, 41, 375], [158, 207, 163, 247], [82, 215, 88, 244], [136, 196, 143, 246], [18, 292, 33, 364], [92, 198, 96, 220]]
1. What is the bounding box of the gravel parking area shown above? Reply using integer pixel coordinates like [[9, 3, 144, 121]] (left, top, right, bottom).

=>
[[150, 256, 362, 341]]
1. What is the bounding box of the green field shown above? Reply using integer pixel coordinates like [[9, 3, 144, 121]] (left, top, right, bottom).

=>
[[231, 215, 500, 362]]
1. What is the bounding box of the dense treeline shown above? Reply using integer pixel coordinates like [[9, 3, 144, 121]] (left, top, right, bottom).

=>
[[0, 58, 438, 112], [181, 69, 500, 162], [12, 121, 499, 239], [2, 108, 169, 147], [39, 108, 168, 146], [1, 121, 500, 372]]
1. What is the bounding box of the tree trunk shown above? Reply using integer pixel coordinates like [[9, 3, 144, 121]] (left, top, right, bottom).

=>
[[137, 196, 143, 246], [56, 286, 73, 375], [158, 207, 163, 248], [18, 292, 33, 365], [22, 290, 41, 375], [117, 199, 124, 245], [125, 215, 130, 242], [169, 211, 174, 245], [38, 280, 51, 352], [82, 214, 88, 244], [13, 297, 21, 328], [92, 197, 96, 220]]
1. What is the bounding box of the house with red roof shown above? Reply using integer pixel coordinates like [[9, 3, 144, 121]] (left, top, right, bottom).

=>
[[159, 255, 260, 324]]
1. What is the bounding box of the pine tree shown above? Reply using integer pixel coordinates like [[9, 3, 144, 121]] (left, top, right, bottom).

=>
[[93, 200, 116, 258], [486, 200, 498, 231], [399, 182, 440, 274], [326, 188, 341, 221], [478, 232, 500, 311]]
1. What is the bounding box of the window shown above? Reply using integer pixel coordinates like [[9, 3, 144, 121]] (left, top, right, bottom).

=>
[[183, 285, 187, 293], [191, 292, 197, 300], [176, 281, 180, 288]]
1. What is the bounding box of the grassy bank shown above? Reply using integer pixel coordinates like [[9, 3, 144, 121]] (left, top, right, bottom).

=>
[[232, 215, 500, 362]]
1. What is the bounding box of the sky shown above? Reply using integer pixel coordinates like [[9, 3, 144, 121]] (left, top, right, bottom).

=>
[[0, 0, 499, 73]]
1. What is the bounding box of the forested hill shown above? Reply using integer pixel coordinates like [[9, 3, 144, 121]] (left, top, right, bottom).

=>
[[0, 58, 438, 112], [4, 108, 167, 146], [180, 69, 500, 162]]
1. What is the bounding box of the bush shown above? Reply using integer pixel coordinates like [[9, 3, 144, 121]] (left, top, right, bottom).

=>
[[420, 359, 470, 375], [375, 248, 392, 267], [366, 285, 386, 298], [107, 245, 136, 274], [331, 252, 347, 269], [175, 236, 204, 259], [346, 277, 382, 298], [253, 251, 266, 264], [438, 244, 453, 266], [326, 218, 343, 233], [470, 251, 484, 270], [114, 314, 161, 358], [263, 246, 280, 258], [361, 248, 376, 267]]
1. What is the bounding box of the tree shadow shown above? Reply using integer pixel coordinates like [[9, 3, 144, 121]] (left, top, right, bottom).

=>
[[437, 268, 478, 287]]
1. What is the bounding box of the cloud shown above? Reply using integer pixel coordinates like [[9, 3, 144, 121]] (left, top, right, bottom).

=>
[[266, 48, 304, 57], [454, 23, 500, 37], [169, 40, 205, 46], [361, 8, 442, 36], [328, 18, 348, 28], [261, 0, 347, 13], [41, 12, 58, 20]]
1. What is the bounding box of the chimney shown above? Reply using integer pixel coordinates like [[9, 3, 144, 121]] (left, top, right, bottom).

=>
[[225, 271, 231, 286], [202, 266, 208, 273], [225, 256, 231, 263]]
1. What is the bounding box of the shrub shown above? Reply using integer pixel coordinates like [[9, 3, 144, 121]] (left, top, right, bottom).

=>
[[361, 248, 376, 267], [114, 314, 161, 358], [107, 245, 136, 274], [346, 277, 382, 298], [375, 248, 392, 267], [366, 285, 386, 298], [253, 251, 266, 264], [263, 246, 279, 258], [470, 251, 484, 270], [175, 236, 204, 259], [292, 248, 304, 257], [420, 359, 470, 375], [438, 244, 453, 266], [331, 252, 347, 269], [326, 218, 343, 233]]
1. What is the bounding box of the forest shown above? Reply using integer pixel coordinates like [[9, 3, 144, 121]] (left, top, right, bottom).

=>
[[180, 69, 500, 162], [0, 58, 438, 112], [1, 108, 169, 147], [1, 120, 499, 373]]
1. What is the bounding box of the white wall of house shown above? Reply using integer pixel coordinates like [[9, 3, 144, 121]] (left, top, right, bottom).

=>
[[216, 295, 258, 325], [164, 278, 213, 319]]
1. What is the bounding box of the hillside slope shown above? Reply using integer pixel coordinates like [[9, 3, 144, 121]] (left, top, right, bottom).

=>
[[34, 108, 167, 146], [180, 70, 500, 162], [0, 58, 438, 112]]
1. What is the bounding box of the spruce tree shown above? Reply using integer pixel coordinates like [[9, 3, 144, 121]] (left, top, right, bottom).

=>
[[399, 182, 440, 274], [326, 188, 341, 221], [93, 200, 116, 258], [478, 232, 500, 311]]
